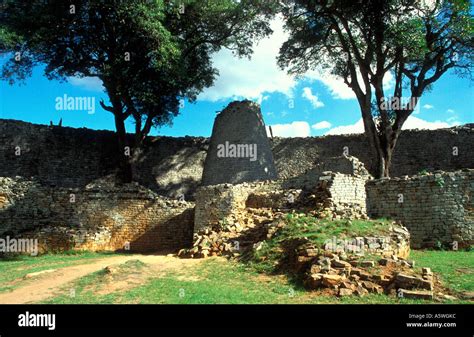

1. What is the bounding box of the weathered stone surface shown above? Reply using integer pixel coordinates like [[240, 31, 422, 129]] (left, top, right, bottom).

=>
[[395, 273, 433, 290], [354, 285, 369, 297], [331, 260, 352, 269], [399, 289, 434, 300], [1, 119, 473, 198], [306, 274, 323, 288], [0, 177, 195, 253], [338, 288, 354, 297], [367, 170, 474, 248], [460, 291, 474, 300], [361, 281, 384, 294], [201, 100, 278, 186], [321, 274, 344, 287]]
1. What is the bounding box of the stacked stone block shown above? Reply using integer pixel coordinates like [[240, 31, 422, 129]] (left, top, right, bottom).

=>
[[2, 119, 470, 199], [0, 177, 194, 253], [366, 169, 473, 248]]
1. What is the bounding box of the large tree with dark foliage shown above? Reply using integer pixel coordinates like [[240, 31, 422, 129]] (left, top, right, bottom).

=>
[[278, 0, 473, 177], [0, 0, 277, 181]]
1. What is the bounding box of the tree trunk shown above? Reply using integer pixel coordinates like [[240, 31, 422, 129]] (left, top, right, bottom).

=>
[[381, 129, 401, 178], [359, 104, 386, 179], [378, 147, 391, 178]]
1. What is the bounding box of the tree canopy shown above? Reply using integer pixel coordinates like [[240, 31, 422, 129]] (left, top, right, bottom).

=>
[[279, 0, 473, 177], [1, 0, 277, 180]]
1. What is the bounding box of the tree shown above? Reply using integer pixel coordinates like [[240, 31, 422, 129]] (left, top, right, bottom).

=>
[[0, 0, 277, 181], [278, 0, 473, 177]]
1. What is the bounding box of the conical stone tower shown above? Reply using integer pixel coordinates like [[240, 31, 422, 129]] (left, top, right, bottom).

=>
[[202, 100, 278, 186]]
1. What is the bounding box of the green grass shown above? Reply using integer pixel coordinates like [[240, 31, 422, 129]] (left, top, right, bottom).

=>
[[2, 236, 472, 304], [42, 254, 472, 304], [279, 214, 392, 245], [0, 251, 123, 293], [247, 215, 392, 274], [410, 250, 473, 294]]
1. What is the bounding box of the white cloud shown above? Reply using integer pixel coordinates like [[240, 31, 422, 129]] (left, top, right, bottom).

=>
[[302, 87, 324, 108], [305, 69, 394, 100], [447, 116, 459, 123], [198, 17, 394, 102], [312, 121, 332, 130], [305, 70, 356, 100], [423, 104, 434, 109], [266, 121, 311, 138], [256, 94, 270, 105], [199, 17, 296, 101], [447, 109, 455, 113], [325, 119, 365, 135], [68, 76, 104, 92], [403, 116, 457, 129], [325, 116, 458, 135]]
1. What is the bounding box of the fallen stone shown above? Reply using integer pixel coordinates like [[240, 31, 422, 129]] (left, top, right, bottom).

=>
[[331, 259, 352, 269], [361, 281, 383, 294], [422, 267, 432, 276], [398, 289, 433, 300], [338, 288, 353, 297], [340, 280, 356, 290], [304, 248, 319, 257], [359, 260, 375, 268], [306, 273, 323, 289], [395, 273, 433, 290], [104, 266, 119, 275], [358, 270, 373, 281], [442, 294, 458, 301], [379, 258, 397, 267], [310, 264, 322, 274], [354, 285, 369, 297], [321, 274, 344, 287]]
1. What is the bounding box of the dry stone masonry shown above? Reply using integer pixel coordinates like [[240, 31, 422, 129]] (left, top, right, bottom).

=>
[[201, 100, 278, 186], [195, 156, 370, 232], [0, 177, 194, 253], [366, 169, 474, 248], [0, 119, 472, 198]]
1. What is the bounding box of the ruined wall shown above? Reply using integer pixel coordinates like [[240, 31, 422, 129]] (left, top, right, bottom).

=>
[[0, 177, 194, 253], [366, 170, 474, 248], [1, 119, 472, 199], [194, 172, 369, 231], [316, 173, 368, 219], [194, 182, 254, 232]]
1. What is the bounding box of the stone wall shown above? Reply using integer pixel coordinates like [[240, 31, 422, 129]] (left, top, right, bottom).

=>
[[366, 170, 474, 248], [272, 124, 474, 180], [194, 182, 254, 232], [194, 171, 369, 231], [1, 119, 472, 199], [0, 119, 207, 200], [0, 177, 194, 253], [316, 172, 368, 219]]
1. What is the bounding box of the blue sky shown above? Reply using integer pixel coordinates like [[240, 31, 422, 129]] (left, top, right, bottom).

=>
[[0, 19, 472, 137]]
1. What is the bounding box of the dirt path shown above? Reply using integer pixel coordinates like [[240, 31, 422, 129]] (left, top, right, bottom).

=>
[[0, 254, 201, 304]]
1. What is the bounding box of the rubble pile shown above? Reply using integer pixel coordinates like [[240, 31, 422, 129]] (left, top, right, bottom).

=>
[[297, 246, 437, 299], [179, 207, 282, 258]]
